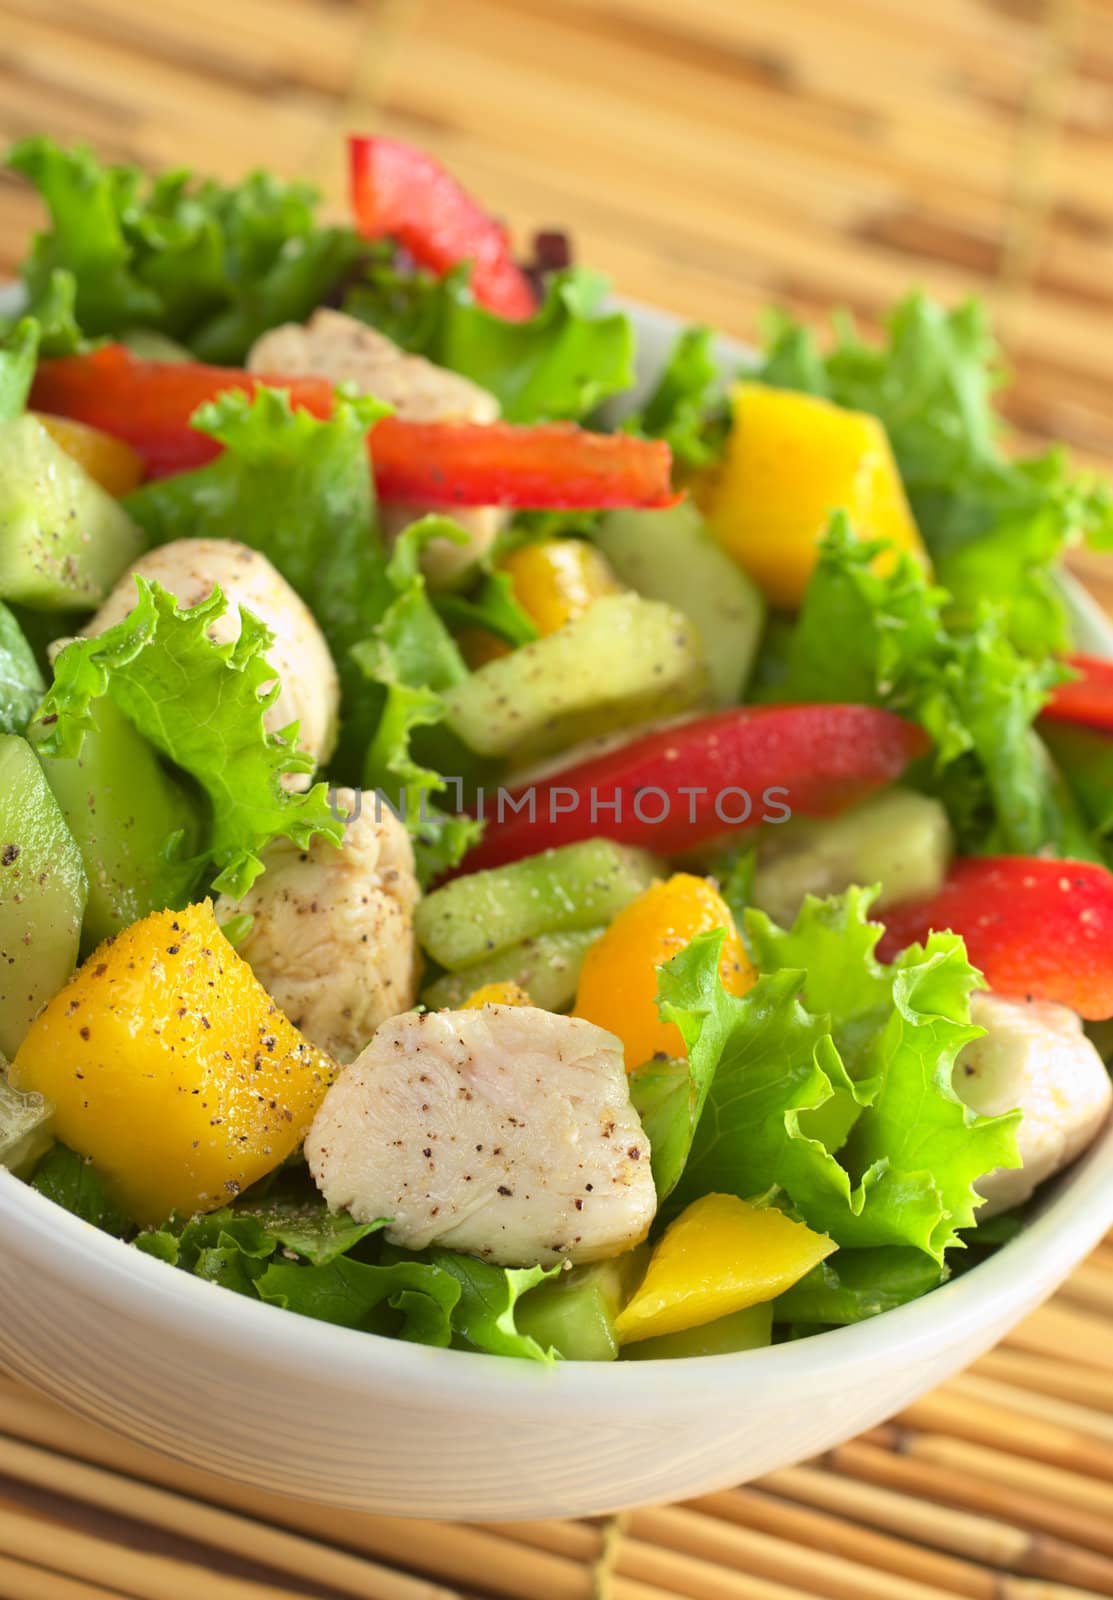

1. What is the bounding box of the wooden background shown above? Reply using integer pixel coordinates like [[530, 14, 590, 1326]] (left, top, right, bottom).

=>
[[2, 4, 1113, 1597]]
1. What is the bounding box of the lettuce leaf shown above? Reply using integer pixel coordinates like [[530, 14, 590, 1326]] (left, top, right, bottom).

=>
[[0, 602, 43, 735], [424, 1250, 560, 1362], [356, 519, 483, 882], [759, 293, 1113, 654], [660, 890, 1021, 1262], [345, 263, 633, 423], [31, 1144, 132, 1238], [775, 517, 1073, 855], [125, 388, 395, 776], [9, 137, 361, 363], [624, 324, 730, 468], [774, 1247, 945, 1325], [34, 578, 342, 897]]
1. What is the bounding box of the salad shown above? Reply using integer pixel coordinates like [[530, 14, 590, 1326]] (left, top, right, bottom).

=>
[[1, 133, 1112, 1364]]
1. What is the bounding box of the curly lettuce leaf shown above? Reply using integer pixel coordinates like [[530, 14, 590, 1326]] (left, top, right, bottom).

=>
[[0, 602, 43, 735], [624, 324, 730, 469], [424, 1250, 560, 1362], [775, 517, 1072, 855], [774, 1247, 945, 1325], [125, 388, 394, 776], [9, 136, 361, 362], [345, 262, 633, 423], [35, 578, 341, 896], [660, 891, 1021, 1262], [759, 293, 1113, 654], [31, 1144, 132, 1238], [356, 519, 483, 882]]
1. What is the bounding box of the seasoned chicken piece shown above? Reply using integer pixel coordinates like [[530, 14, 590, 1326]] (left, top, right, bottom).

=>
[[86, 539, 339, 775], [248, 309, 504, 587], [955, 992, 1112, 1217], [306, 1004, 657, 1266], [215, 789, 421, 1064]]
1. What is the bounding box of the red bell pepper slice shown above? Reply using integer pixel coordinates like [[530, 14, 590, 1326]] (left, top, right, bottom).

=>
[[461, 704, 930, 872], [349, 136, 537, 322], [878, 856, 1113, 1019], [1042, 654, 1113, 733], [30, 347, 675, 509]]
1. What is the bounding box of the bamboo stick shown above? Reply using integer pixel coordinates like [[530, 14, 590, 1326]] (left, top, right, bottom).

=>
[[0, 1430, 459, 1600], [894, 1432, 1113, 1525], [0, 1555, 128, 1600], [973, 1349, 1113, 1416], [950, 1375, 1113, 1447], [1003, 1304, 1113, 1375], [898, 1385, 1113, 1484]]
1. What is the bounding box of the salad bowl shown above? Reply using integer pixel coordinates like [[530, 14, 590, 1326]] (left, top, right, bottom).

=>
[[1, 298, 1112, 1523]]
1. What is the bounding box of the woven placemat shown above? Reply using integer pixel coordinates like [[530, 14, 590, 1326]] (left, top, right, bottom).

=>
[[1, 1234, 1111, 1599]]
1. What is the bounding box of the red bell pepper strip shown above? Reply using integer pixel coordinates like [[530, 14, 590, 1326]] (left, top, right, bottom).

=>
[[30, 347, 676, 508], [1042, 654, 1113, 733], [349, 136, 537, 322], [877, 856, 1113, 1019], [461, 705, 930, 872]]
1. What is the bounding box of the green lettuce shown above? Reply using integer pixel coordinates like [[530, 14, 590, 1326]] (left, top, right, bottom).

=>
[[345, 262, 633, 422], [759, 293, 1113, 654], [624, 324, 730, 468], [423, 1250, 559, 1362], [659, 889, 1021, 1263], [775, 517, 1074, 855], [125, 388, 395, 776], [31, 1144, 132, 1238], [34, 578, 342, 897], [774, 1247, 945, 1325], [9, 136, 362, 363]]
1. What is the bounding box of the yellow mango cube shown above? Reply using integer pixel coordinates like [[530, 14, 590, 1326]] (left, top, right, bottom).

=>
[[614, 1192, 836, 1346], [461, 981, 532, 1009], [11, 901, 335, 1223], [707, 383, 929, 609]]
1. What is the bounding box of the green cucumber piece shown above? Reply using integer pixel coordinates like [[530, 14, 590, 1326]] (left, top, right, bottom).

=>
[[415, 839, 658, 971], [120, 328, 192, 362], [620, 1303, 773, 1359], [752, 787, 951, 928], [0, 734, 87, 1057], [421, 927, 601, 1012], [0, 601, 44, 735], [516, 1251, 649, 1362], [0, 414, 145, 611], [30, 698, 203, 948], [594, 503, 765, 705], [443, 592, 709, 759], [0, 1055, 52, 1175]]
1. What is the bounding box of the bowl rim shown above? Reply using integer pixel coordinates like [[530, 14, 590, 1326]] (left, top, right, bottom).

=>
[[3, 298, 1113, 1403]]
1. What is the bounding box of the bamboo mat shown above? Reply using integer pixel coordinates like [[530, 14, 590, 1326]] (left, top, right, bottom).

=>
[[2, 0, 1113, 1595]]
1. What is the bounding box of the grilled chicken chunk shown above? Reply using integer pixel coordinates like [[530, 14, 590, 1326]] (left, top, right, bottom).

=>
[[956, 991, 1112, 1216], [248, 309, 503, 586], [86, 538, 339, 774], [215, 790, 421, 1065], [306, 1004, 657, 1267]]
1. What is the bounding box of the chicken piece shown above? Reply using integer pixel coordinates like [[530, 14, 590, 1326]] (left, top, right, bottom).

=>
[[955, 992, 1112, 1217], [248, 309, 504, 588], [86, 539, 339, 775], [215, 789, 421, 1064], [306, 1004, 657, 1267]]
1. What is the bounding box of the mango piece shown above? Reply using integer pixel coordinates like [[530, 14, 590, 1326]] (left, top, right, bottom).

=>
[[574, 874, 755, 1070], [462, 981, 532, 1008], [614, 1193, 836, 1346], [463, 539, 622, 667], [10, 901, 335, 1223], [33, 414, 145, 498], [707, 384, 929, 609]]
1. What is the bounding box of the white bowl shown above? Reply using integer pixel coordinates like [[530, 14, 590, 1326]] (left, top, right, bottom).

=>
[[1, 304, 1112, 1522]]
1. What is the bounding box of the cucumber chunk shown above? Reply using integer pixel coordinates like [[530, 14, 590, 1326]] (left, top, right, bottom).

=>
[[415, 839, 659, 971], [0, 734, 87, 1057], [594, 503, 765, 705], [517, 1251, 649, 1362], [620, 1303, 773, 1359], [751, 787, 952, 929], [31, 698, 203, 948], [422, 927, 601, 1012], [443, 592, 709, 759], [0, 414, 145, 611], [0, 1055, 52, 1176]]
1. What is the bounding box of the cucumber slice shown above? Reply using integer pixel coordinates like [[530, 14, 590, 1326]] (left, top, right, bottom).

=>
[[752, 787, 951, 929], [31, 697, 203, 949], [0, 734, 87, 1058], [594, 503, 765, 705], [443, 592, 709, 759], [415, 838, 659, 971], [620, 1303, 773, 1359], [422, 927, 601, 1012], [0, 414, 145, 611], [516, 1251, 649, 1362], [0, 1056, 52, 1176]]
